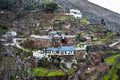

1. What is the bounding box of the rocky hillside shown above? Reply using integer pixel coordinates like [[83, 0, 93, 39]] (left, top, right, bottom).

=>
[[53, 0, 120, 33]]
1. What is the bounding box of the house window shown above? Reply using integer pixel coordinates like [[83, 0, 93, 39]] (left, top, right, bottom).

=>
[[64, 51, 66, 55], [66, 51, 69, 55]]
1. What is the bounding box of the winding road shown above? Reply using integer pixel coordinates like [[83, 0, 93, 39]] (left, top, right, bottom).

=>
[[3, 38, 29, 52]]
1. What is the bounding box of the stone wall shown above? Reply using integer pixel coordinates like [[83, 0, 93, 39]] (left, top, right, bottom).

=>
[[35, 75, 68, 80]]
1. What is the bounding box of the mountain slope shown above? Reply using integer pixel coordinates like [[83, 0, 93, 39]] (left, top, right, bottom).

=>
[[54, 0, 120, 33]]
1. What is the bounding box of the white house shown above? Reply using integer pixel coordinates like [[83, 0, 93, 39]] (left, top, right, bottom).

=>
[[33, 50, 46, 59], [66, 9, 82, 18], [44, 46, 75, 56]]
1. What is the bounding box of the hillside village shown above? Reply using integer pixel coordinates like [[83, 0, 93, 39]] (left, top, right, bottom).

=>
[[0, 0, 120, 80]]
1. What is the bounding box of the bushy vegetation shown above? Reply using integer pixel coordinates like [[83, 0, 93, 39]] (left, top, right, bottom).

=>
[[76, 33, 82, 43], [13, 47, 23, 55], [0, 0, 56, 11], [21, 40, 36, 50], [0, 24, 12, 39], [37, 55, 61, 68], [44, 2, 58, 13]]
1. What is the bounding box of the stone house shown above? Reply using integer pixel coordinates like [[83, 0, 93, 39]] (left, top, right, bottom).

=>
[[29, 35, 52, 49], [64, 35, 76, 46], [75, 48, 87, 59], [48, 31, 76, 46], [29, 31, 76, 49], [52, 34, 62, 46]]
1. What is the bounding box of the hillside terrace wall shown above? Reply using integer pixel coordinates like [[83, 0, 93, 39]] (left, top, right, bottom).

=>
[[35, 75, 68, 80]]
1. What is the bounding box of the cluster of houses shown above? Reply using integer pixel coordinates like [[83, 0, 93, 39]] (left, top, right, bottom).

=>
[[30, 9, 87, 59], [30, 30, 87, 59], [29, 31, 76, 48]]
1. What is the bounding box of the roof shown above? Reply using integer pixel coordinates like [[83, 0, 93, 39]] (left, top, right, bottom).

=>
[[7, 31, 17, 36], [30, 35, 52, 40], [58, 46, 75, 51], [45, 46, 75, 51], [73, 14, 82, 18], [46, 47, 58, 51], [75, 48, 86, 50], [69, 9, 82, 18], [54, 34, 61, 37], [48, 31, 57, 34], [84, 36, 91, 40], [70, 9, 81, 13], [65, 35, 76, 38]]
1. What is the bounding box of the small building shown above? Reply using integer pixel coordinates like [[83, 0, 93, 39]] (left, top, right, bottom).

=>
[[66, 9, 82, 18], [84, 36, 91, 42], [33, 50, 45, 59], [75, 43, 87, 59], [2, 31, 17, 42], [28, 31, 76, 49], [44, 46, 75, 56], [52, 34, 62, 46], [48, 31, 58, 37], [42, 25, 53, 30], [48, 31, 63, 36], [48, 31, 76, 46], [63, 23, 71, 29], [3, 31, 17, 38], [64, 35, 76, 46]]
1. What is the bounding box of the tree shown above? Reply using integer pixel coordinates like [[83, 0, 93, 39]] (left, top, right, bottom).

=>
[[34, 28, 40, 35], [104, 30, 107, 36], [101, 18, 106, 26], [45, 2, 58, 13], [76, 33, 82, 43], [117, 69, 120, 80], [0, 0, 44, 10], [86, 46, 91, 54]]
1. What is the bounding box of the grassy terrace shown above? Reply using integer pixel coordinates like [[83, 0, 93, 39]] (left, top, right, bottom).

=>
[[95, 32, 116, 42], [101, 54, 120, 80], [80, 18, 90, 24], [105, 54, 120, 64], [101, 32, 116, 41], [54, 14, 73, 20], [88, 25, 107, 32], [87, 25, 117, 43], [30, 67, 75, 77], [30, 67, 65, 77]]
